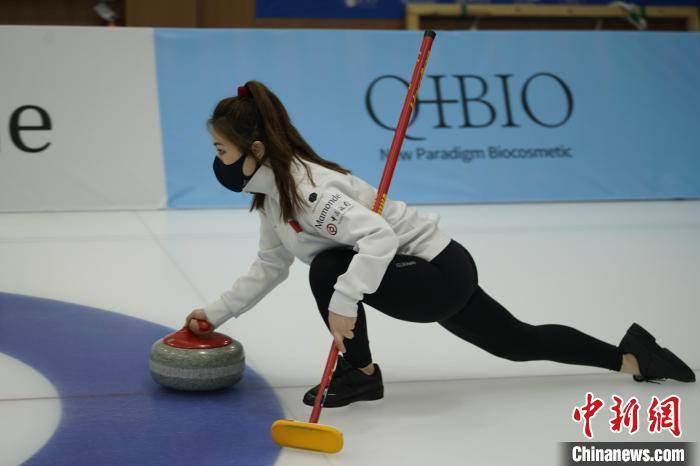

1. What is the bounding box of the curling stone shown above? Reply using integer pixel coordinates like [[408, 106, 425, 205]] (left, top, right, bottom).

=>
[[149, 319, 245, 391]]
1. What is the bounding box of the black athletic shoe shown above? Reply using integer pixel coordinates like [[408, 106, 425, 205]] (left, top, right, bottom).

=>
[[303, 356, 384, 408], [618, 322, 695, 384]]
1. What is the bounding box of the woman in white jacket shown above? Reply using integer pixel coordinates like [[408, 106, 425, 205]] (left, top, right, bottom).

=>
[[186, 81, 695, 408]]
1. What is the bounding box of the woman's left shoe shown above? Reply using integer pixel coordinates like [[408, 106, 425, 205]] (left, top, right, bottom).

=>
[[302, 356, 384, 408], [619, 322, 695, 383]]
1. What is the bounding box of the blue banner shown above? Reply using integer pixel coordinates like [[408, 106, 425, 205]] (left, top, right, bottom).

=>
[[154, 29, 700, 208]]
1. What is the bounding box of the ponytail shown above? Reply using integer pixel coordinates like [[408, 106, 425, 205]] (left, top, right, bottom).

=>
[[208, 80, 351, 223]]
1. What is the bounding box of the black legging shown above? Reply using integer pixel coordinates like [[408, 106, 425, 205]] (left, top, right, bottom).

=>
[[308, 238, 624, 372]]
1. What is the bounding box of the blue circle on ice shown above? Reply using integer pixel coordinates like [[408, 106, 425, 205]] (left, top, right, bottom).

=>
[[0, 292, 284, 466]]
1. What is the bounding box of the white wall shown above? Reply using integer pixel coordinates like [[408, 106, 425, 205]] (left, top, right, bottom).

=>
[[0, 27, 165, 212]]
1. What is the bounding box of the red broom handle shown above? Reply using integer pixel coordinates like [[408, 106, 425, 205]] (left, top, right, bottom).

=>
[[309, 30, 437, 425], [372, 29, 436, 215], [309, 343, 340, 423]]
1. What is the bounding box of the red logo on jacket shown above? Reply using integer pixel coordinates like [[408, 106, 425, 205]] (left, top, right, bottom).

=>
[[288, 220, 303, 233]]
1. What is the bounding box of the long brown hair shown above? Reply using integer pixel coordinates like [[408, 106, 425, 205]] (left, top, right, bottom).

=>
[[207, 80, 351, 223]]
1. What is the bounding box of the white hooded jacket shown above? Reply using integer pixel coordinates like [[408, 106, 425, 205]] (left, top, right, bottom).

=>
[[203, 157, 452, 327]]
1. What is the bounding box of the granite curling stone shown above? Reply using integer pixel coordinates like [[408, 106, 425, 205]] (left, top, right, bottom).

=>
[[149, 319, 245, 391]]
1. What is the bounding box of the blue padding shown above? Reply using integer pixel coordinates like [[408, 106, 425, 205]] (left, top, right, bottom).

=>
[[256, 0, 699, 19], [0, 292, 284, 466], [256, 0, 455, 19]]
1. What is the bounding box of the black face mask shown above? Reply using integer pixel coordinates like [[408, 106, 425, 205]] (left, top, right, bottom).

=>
[[213, 154, 260, 192]]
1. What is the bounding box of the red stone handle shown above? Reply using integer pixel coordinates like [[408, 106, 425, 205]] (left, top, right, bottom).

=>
[[197, 319, 212, 332], [183, 318, 212, 333]]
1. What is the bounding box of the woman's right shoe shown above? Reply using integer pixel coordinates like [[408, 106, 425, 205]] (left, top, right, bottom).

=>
[[618, 322, 695, 383]]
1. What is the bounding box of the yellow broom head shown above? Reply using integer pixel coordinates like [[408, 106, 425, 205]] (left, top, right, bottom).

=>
[[270, 419, 343, 454]]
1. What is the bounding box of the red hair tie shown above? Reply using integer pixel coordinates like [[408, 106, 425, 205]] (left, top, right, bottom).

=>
[[237, 85, 250, 97]]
